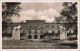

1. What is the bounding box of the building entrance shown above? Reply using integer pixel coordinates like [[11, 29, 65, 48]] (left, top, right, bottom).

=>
[[34, 35, 38, 39]]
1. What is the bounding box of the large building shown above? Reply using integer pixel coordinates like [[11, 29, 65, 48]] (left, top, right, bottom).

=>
[[2, 20, 76, 41]]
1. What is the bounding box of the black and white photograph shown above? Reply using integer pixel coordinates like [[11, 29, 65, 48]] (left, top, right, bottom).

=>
[[2, 1, 78, 49]]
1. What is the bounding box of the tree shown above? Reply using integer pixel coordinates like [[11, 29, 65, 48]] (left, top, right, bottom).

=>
[[55, 2, 77, 29], [55, 2, 78, 37], [60, 2, 78, 37], [61, 2, 77, 30], [55, 16, 65, 23], [2, 2, 21, 30], [60, 2, 77, 22]]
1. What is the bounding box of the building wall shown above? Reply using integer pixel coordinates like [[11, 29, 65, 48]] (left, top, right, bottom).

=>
[[2, 20, 75, 40]]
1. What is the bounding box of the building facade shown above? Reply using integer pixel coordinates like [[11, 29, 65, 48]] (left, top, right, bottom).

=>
[[2, 20, 76, 41]]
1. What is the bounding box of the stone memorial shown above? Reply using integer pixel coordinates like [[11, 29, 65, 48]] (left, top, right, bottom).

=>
[[12, 25, 21, 40], [60, 30, 67, 40], [59, 26, 67, 40]]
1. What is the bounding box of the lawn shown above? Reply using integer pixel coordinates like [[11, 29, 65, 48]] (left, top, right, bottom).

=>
[[2, 40, 77, 49]]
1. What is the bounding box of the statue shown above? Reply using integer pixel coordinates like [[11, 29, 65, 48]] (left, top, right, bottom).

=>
[[13, 25, 21, 30], [59, 26, 66, 30], [59, 26, 67, 40], [12, 25, 21, 40]]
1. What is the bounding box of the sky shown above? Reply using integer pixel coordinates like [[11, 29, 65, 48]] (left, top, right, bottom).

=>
[[11, 2, 64, 23]]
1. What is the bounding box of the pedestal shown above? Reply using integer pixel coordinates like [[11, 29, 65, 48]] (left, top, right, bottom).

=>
[[12, 30, 20, 40], [60, 30, 67, 40]]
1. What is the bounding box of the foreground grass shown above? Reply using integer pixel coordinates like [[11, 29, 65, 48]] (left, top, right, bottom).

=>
[[2, 40, 77, 49]]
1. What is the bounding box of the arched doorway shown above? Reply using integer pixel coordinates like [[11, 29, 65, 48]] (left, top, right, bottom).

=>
[[34, 35, 38, 39], [28, 35, 32, 39], [40, 35, 43, 39]]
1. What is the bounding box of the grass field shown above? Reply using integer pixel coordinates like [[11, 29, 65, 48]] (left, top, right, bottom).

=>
[[2, 40, 77, 49]]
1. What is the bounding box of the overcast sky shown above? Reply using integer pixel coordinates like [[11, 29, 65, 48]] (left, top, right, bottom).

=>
[[11, 2, 64, 23]]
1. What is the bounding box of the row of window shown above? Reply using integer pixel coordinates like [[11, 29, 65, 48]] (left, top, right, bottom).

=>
[[3, 30, 60, 34], [2, 29, 74, 34], [45, 25, 59, 28], [28, 34, 60, 39], [7, 25, 63, 29], [2, 33, 60, 39], [29, 25, 64, 28], [24, 30, 60, 34], [28, 35, 43, 39]]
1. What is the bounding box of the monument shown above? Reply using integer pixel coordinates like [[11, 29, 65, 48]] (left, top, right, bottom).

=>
[[12, 25, 21, 40], [59, 26, 67, 40]]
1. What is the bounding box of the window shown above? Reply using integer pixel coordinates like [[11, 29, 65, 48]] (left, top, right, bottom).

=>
[[31, 30, 35, 33], [23, 30, 26, 33], [28, 35, 32, 39], [2, 31, 5, 34], [40, 26, 43, 28], [3, 31, 12, 38], [35, 30, 37, 34], [57, 26, 59, 28], [29, 25, 31, 28], [63, 26, 64, 27], [35, 25, 37, 28], [7, 30, 12, 34], [41, 30, 43, 34], [48, 30, 52, 33], [20, 33, 24, 37], [51, 26, 54, 28], [42, 30, 46, 33], [29, 30, 31, 34], [34, 35, 38, 39], [5, 30, 7, 34], [46, 30, 48, 33], [58, 30, 60, 35], [40, 35, 43, 39], [8, 34, 12, 38], [52, 31, 54, 33], [37, 30, 41, 33], [26, 30, 29, 34], [54, 30, 58, 33], [46, 25, 49, 28], [55, 34, 59, 37]]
